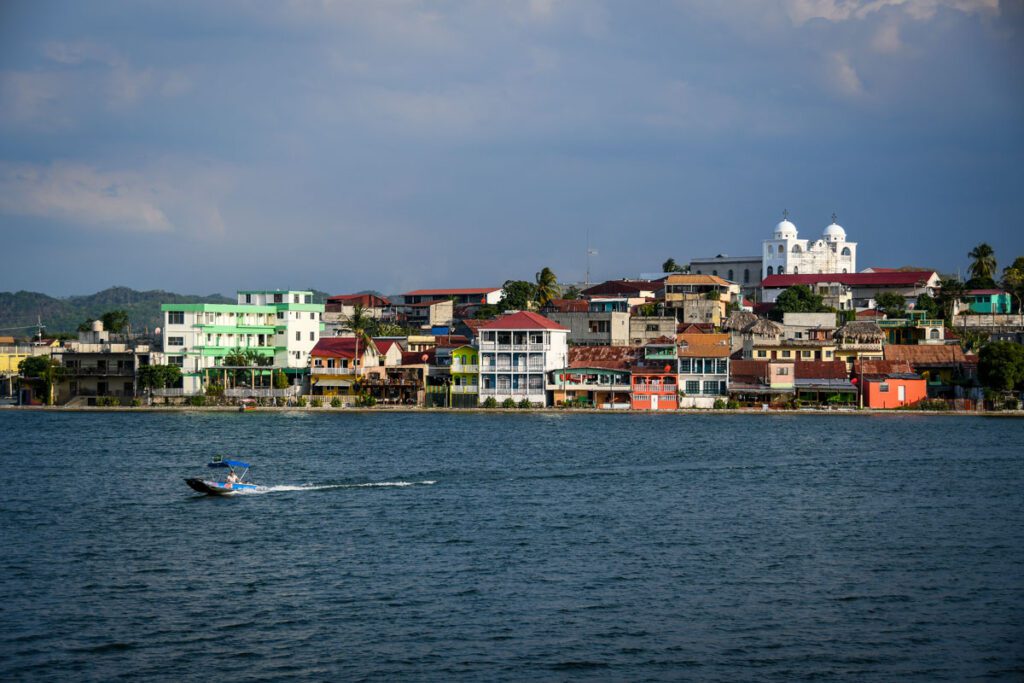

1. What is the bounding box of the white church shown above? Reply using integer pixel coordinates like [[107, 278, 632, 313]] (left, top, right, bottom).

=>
[[762, 211, 856, 279]]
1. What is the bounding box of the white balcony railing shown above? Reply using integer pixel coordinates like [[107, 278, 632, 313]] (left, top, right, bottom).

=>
[[451, 364, 479, 374], [311, 367, 356, 375], [479, 387, 544, 396], [451, 384, 479, 395]]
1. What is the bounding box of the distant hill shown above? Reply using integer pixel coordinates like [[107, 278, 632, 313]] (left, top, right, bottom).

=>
[[0, 287, 233, 336]]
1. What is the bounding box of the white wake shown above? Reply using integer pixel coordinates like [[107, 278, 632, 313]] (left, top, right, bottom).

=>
[[238, 480, 437, 494]]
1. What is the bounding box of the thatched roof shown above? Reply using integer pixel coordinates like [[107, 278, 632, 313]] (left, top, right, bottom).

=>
[[835, 321, 885, 342], [744, 318, 783, 336], [721, 310, 759, 331]]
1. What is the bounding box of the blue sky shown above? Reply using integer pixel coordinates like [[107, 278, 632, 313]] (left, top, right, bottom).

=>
[[0, 0, 1021, 296]]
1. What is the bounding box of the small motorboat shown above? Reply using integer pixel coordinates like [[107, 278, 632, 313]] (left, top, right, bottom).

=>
[[186, 457, 258, 496], [239, 399, 257, 412]]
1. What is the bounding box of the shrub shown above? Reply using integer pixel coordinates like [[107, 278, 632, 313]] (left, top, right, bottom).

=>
[[726, 399, 740, 409], [189, 395, 206, 407], [311, 398, 322, 408], [296, 396, 308, 407], [131, 398, 142, 407], [501, 398, 517, 409], [355, 392, 377, 407], [483, 397, 498, 408], [918, 399, 949, 411], [330, 397, 342, 408], [205, 384, 224, 397], [712, 398, 726, 409], [275, 397, 286, 407], [517, 398, 532, 409]]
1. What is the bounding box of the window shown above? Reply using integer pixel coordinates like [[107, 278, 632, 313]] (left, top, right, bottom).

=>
[[293, 294, 300, 303], [930, 329, 940, 339], [781, 350, 791, 358], [702, 381, 719, 394], [778, 266, 785, 275], [274, 294, 283, 303], [825, 351, 833, 358], [588, 320, 610, 333], [245, 294, 252, 303], [309, 332, 315, 341], [767, 266, 774, 276], [793, 267, 799, 274], [802, 350, 811, 358], [686, 380, 700, 394], [842, 247, 851, 256], [879, 383, 889, 393], [757, 350, 767, 358], [712, 270, 718, 276], [727, 269, 734, 281], [305, 295, 312, 304], [776, 367, 789, 376], [792, 244, 802, 253], [744, 269, 750, 283], [168, 356, 184, 367], [277, 311, 284, 320], [295, 331, 301, 341], [167, 311, 185, 325], [778, 245, 784, 254], [679, 358, 691, 373], [646, 324, 658, 332], [310, 312, 315, 320], [167, 336, 184, 346], [716, 359, 727, 373]]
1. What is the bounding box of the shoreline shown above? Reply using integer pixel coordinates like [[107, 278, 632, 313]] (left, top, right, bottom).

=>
[[2, 405, 1022, 417]]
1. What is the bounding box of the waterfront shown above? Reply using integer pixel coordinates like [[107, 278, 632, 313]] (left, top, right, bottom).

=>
[[1, 412, 1022, 681]]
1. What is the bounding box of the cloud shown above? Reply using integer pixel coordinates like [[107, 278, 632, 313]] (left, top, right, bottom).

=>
[[785, 0, 999, 25], [827, 51, 866, 98], [872, 19, 904, 52], [0, 161, 233, 236]]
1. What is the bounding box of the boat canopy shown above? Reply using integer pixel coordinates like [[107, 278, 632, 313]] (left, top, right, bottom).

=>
[[209, 459, 250, 469]]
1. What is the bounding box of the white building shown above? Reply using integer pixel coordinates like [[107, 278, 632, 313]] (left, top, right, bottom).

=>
[[762, 212, 856, 279], [162, 290, 324, 394], [477, 311, 569, 407]]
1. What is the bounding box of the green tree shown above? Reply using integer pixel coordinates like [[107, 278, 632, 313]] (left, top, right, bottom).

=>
[[534, 267, 560, 308], [474, 304, 500, 320], [1000, 256, 1024, 313], [343, 303, 375, 372], [498, 280, 537, 312], [137, 364, 182, 390], [662, 258, 687, 273], [967, 243, 997, 285], [18, 355, 64, 404], [875, 292, 906, 318], [978, 341, 1024, 391], [562, 285, 582, 300], [273, 370, 289, 389], [936, 278, 967, 321], [771, 285, 829, 320], [101, 310, 130, 333], [914, 293, 941, 319]]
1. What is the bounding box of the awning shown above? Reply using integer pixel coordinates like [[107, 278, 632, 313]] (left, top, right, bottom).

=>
[[314, 379, 352, 387]]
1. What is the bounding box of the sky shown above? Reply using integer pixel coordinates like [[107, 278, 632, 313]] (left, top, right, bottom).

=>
[[0, 0, 1022, 297]]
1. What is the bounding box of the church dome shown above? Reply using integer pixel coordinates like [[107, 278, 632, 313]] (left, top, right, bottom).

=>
[[774, 219, 798, 240], [823, 214, 846, 242]]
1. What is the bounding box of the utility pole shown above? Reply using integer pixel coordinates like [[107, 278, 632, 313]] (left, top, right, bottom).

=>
[[585, 229, 598, 286]]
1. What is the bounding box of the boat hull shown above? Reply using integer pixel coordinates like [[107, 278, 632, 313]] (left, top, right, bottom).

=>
[[185, 478, 258, 496]]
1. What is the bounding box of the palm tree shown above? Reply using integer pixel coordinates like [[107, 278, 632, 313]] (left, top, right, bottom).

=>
[[534, 267, 560, 308], [968, 243, 997, 283], [344, 303, 375, 374]]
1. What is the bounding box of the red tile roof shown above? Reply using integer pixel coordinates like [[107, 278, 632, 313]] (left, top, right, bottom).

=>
[[730, 360, 769, 382], [762, 270, 937, 288], [568, 346, 638, 370], [794, 360, 849, 380], [966, 289, 1007, 296], [853, 359, 913, 377], [582, 279, 662, 297], [326, 293, 391, 306], [547, 298, 590, 312], [884, 344, 966, 366], [373, 339, 402, 355], [677, 333, 731, 358], [478, 311, 569, 331], [856, 309, 885, 318], [434, 334, 470, 348], [311, 337, 368, 359]]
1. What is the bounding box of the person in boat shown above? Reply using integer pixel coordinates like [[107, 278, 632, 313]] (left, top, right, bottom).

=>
[[226, 470, 239, 487]]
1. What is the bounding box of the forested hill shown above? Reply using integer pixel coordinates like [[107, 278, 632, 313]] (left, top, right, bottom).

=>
[[0, 287, 233, 336]]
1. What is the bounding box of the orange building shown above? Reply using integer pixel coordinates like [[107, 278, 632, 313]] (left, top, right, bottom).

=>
[[861, 373, 927, 409]]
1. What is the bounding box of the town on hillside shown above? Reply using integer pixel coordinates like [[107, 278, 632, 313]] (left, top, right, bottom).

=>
[[4, 216, 1024, 411]]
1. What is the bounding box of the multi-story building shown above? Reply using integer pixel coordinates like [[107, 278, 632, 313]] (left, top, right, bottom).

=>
[[630, 338, 679, 411], [689, 254, 763, 296], [397, 287, 503, 307], [761, 271, 940, 310], [549, 346, 635, 409], [660, 274, 738, 325], [545, 309, 630, 346], [54, 321, 152, 404], [478, 312, 569, 407], [162, 290, 324, 394], [677, 333, 730, 408], [323, 293, 392, 336], [762, 213, 857, 279], [833, 321, 885, 371]]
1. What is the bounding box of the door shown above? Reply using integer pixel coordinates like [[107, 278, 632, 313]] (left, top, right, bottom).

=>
[[651, 394, 659, 411], [897, 385, 905, 402]]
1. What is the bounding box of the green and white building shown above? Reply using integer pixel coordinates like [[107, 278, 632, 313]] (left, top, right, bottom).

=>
[[161, 290, 324, 394]]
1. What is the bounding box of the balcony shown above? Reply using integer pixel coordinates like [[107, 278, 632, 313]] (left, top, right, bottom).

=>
[[63, 365, 136, 376], [479, 342, 550, 351], [225, 387, 301, 398], [632, 382, 678, 393], [451, 364, 479, 374], [451, 384, 479, 395], [479, 387, 544, 396], [311, 367, 356, 376]]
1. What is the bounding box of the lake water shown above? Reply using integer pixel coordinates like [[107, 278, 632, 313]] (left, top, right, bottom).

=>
[[1, 411, 1022, 681]]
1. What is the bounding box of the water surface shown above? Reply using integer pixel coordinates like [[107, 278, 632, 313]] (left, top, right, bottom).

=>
[[1, 411, 1021, 681]]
